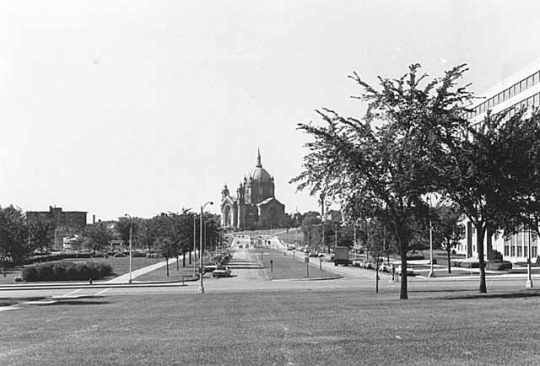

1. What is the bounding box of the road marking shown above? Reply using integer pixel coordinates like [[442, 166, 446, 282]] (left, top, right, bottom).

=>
[[63, 289, 82, 297], [96, 288, 111, 296], [0, 306, 19, 312]]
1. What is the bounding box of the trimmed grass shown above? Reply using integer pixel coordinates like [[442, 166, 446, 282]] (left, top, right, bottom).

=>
[[0, 257, 165, 284], [2, 289, 540, 365], [135, 259, 198, 282], [258, 248, 337, 280]]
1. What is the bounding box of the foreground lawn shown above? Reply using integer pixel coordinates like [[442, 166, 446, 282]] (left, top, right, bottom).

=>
[[2, 288, 540, 365]]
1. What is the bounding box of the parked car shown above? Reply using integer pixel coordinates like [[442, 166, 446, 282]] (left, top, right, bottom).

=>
[[212, 268, 232, 278], [395, 265, 414, 276], [204, 263, 223, 273]]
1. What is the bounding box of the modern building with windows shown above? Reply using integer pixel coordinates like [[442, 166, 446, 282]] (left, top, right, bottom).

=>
[[456, 58, 540, 263]]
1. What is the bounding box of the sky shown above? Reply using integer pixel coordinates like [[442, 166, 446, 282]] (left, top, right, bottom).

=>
[[2, 0, 540, 221]]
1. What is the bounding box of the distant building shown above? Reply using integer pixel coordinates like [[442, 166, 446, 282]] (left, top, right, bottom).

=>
[[457, 58, 540, 263], [221, 150, 286, 230], [26, 206, 87, 249]]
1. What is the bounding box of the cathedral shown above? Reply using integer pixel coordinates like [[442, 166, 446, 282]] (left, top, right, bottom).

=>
[[221, 150, 286, 230]]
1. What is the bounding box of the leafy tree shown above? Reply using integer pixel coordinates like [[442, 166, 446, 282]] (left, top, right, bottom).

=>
[[292, 64, 471, 299], [439, 109, 537, 292], [493, 109, 540, 252], [83, 223, 113, 252], [300, 212, 321, 249], [431, 202, 465, 273], [27, 220, 54, 254], [0, 206, 29, 266]]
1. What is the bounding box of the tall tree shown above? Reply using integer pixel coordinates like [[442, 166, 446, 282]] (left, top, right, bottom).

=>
[[431, 202, 465, 273], [292, 64, 472, 299], [439, 109, 538, 292], [27, 220, 54, 254], [83, 223, 113, 252], [0, 206, 29, 266]]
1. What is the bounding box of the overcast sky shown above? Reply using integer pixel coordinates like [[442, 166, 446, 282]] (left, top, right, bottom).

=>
[[1, 0, 540, 221]]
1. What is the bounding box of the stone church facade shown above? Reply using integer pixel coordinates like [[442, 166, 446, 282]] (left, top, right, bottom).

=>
[[221, 150, 286, 230]]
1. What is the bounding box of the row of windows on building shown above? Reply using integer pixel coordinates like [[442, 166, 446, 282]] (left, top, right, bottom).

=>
[[465, 71, 540, 120], [504, 233, 538, 258]]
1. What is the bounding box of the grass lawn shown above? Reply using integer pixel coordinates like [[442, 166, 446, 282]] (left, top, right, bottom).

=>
[[258, 248, 338, 280], [135, 258, 198, 282], [2, 288, 540, 365], [0, 257, 166, 285]]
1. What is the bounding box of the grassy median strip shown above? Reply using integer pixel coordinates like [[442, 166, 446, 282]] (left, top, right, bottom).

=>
[[257, 248, 338, 280]]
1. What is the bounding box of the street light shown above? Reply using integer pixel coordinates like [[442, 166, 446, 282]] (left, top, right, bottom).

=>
[[199, 201, 213, 294], [527, 224, 534, 288], [425, 193, 440, 278], [125, 214, 133, 284]]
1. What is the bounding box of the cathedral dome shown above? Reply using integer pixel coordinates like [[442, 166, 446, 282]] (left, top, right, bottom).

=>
[[249, 166, 272, 182], [248, 149, 272, 182]]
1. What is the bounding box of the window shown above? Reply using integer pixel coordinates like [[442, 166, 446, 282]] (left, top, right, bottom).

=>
[[504, 245, 509, 256], [521, 79, 527, 92], [534, 72, 540, 85], [534, 93, 540, 106], [517, 246, 523, 257], [533, 246, 538, 258], [511, 246, 516, 256], [527, 75, 534, 88]]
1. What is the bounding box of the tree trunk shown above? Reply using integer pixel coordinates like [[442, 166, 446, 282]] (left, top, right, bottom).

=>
[[447, 248, 451, 274], [400, 248, 408, 300], [182, 250, 186, 267], [476, 225, 487, 293], [189, 248, 192, 264], [166, 257, 169, 277]]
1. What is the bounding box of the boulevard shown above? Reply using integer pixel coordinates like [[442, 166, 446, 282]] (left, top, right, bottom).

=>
[[2, 246, 539, 303]]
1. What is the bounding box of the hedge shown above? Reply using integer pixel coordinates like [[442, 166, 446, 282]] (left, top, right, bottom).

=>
[[21, 261, 113, 282]]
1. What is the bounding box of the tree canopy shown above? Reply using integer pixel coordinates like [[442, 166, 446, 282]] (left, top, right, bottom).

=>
[[292, 64, 472, 299]]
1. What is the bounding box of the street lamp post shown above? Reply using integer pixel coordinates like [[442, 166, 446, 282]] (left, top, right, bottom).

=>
[[125, 214, 133, 284], [199, 201, 213, 294], [426, 194, 439, 278], [193, 214, 197, 277], [527, 227, 534, 288]]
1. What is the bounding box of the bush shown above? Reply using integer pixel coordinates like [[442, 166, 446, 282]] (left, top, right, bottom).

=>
[[21, 261, 113, 282], [486, 261, 512, 271]]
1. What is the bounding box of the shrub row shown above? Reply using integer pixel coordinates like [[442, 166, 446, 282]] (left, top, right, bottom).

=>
[[486, 261, 513, 271], [24, 252, 92, 265], [22, 261, 113, 282]]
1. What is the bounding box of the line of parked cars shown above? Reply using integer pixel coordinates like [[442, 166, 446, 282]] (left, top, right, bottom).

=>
[[204, 253, 233, 278], [352, 258, 415, 276]]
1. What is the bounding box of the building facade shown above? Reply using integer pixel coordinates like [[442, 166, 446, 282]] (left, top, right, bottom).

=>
[[26, 206, 87, 249], [221, 150, 286, 230], [456, 58, 540, 263]]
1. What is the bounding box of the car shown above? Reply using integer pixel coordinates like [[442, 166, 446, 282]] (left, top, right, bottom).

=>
[[395, 265, 415, 276], [204, 262, 223, 273], [212, 268, 232, 278]]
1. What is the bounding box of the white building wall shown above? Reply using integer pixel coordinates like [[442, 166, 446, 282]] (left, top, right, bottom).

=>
[[458, 58, 540, 263]]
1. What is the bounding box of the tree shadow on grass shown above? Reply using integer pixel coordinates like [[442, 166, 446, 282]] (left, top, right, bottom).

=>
[[49, 300, 110, 306], [0, 297, 47, 307], [445, 290, 540, 300]]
